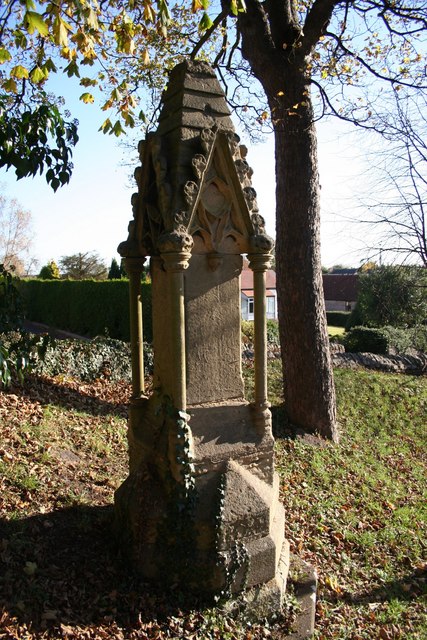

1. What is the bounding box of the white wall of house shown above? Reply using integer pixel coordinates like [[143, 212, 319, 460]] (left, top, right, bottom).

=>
[[325, 300, 356, 312]]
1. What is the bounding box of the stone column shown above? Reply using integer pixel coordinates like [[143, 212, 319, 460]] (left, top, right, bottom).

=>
[[161, 251, 191, 411], [248, 253, 271, 414], [125, 256, 146, 399]]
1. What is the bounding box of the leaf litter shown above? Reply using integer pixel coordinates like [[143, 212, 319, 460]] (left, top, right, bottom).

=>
[[0, 367, 426, 639]]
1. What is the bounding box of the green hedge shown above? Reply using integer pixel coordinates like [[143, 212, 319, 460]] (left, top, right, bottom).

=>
[[326, 311, 351, 328], [343, 324, 427, 355], [18, 279, 152, 343], [342, 327, 389, 354]]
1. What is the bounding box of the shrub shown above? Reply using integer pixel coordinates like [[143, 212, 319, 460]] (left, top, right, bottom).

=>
[[343, 325, 427, 355], [38, 261, 60, 279], [343, 327, 389, 354], [241, 320, 254, 344], [267, 319, 280, 345], [33, 336, 153, 382], [380, 325, 427, 354], [326, 311, 351, 328]]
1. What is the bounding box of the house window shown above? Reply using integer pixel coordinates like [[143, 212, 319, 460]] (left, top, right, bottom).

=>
[[267, 296, 276, 317], [248, 298, 254, 315]]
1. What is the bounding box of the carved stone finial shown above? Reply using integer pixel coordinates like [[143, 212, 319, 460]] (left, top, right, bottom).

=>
[[201, 127, 217, 154], [183, 181, 199, 208], [192, 154, 207, 180], [249, 214, 275, 254], [244, 187, 259, 212]]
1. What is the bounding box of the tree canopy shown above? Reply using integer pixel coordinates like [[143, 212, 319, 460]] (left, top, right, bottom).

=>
[[59, 252, 107, 280], [355, 264, 427, 328]]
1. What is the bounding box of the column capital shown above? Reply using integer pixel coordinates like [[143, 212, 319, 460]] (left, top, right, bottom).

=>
[[124, 256, 147, 275], [162, 251, 192, 272], [247, 252, 272, 272]]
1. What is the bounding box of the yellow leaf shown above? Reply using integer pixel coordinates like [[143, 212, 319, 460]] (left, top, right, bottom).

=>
[[2, 78, 18, 93], [325, 575, 341, 593], [142, 48, 150, 65], [25, 11, 49, 37], [23, 561, 37, 576], [0, 48, 12, 64], [11, 65, 29, 79], [30, 66, 46, 83], [261, 111, 268, 120], [277, 90, 284, 96], [53, 17, 73, 48], [80, 92, 95, 103], [143, 2, 155, 22]]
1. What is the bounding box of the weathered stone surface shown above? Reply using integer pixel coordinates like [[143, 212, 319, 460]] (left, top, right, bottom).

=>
[[115, 59, 289, 611], [185, 254, 244, 404]]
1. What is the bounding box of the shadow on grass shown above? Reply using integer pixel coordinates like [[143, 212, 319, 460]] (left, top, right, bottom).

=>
[[347, 570, 427, 605], [7, 374, 129, 419], [0, 505, 205, 634]]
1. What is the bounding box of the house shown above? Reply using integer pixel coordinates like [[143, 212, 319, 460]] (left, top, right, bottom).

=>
[[241, 264, 278, 320], [240, 267, 358, 318], [322, 274, 359, 311]]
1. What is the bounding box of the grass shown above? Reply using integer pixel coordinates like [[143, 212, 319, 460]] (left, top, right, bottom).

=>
[[328, 325, 346, 337], [0, 364, 426, 639]]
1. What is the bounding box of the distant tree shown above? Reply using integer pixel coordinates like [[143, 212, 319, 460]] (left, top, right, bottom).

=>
[[59, 252, 107, 280], [354, 265, 427, 328], [38, 260, 60, 280], [358, 262, 377, 273], [108, 257, 126, 279], [0, 193, 34, 276], [359, 93, 427, 267]]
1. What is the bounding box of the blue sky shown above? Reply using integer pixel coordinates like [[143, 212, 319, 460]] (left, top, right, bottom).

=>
[[0, 76, 368, 272]]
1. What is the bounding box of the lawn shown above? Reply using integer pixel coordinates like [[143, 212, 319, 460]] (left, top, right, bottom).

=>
[[0, 361, 426, 639], [327, 326, 345, 338]]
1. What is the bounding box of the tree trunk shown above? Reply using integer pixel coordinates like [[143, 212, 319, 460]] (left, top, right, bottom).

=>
[[238, 2, 339, 441], [272, 73, 338, 441]]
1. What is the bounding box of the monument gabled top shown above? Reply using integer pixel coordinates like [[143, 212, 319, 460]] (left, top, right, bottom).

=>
[[118, 59, 273, 258]]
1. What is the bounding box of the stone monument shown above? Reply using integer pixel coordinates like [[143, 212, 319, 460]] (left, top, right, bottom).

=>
[[115, 60, 289, 609]]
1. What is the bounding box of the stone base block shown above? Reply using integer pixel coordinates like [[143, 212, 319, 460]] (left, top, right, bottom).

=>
[[286, 555, 317, 639], [222, 538, 290, 619]]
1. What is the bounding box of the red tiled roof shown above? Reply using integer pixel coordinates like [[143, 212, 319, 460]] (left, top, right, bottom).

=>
[[241, 267, 276, 290], [241, 268, 358, 302], [322, 274, 358, 301]]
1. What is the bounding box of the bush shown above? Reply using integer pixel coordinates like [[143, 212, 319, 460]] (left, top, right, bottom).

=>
[[379, 325, 427, 354], [32, 336, 153, 382], [267, 320, 280, 345], [241, 320, 280, 347], [241, 320, 254, 344], [343, 327, 389, 354], [326, 311, 351, 328], [342, 325, 427, 355]]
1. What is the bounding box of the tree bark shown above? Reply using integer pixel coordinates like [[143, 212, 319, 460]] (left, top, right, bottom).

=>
[[238, 0, 339, 441]]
